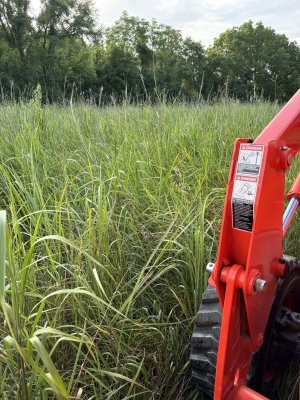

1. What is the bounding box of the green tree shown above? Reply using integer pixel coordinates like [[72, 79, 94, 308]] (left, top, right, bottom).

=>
[[150, 22, 184, 96], [55, 38, 96, 99], [206, 21, 300, 100], [0, 0, 34, 87], [180, 37, 205, 97], [37, 0, 98, 100], [0, 34, 22, 94], [96, 43, 140, 100], [106, 13, 205, 100], [150, 22, 205, 98], [106, 12, 153, 96]]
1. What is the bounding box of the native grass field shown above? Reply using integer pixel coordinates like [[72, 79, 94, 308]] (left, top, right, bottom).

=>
[[0, 98, 298, 400]]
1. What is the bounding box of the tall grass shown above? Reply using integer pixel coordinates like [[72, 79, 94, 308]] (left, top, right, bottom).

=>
[[0, 99, 297, 399]]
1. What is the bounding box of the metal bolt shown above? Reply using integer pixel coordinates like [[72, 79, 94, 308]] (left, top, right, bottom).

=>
[[281, 146, 288, 151], [254, 278, 267, 292], [206, 262, 215, 274]]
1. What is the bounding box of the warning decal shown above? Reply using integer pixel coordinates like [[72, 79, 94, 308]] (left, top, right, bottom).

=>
[[232, 201, 253, 232], [233, 175, 257, 202], [232, 144, 264, 232], [237, 144, 263, 175]]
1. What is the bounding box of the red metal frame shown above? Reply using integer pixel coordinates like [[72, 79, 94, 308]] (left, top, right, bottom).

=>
[[209, 89, 300, 399]]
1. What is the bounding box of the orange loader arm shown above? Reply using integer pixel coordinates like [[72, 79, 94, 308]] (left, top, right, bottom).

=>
[[209, 89, 300, 400]]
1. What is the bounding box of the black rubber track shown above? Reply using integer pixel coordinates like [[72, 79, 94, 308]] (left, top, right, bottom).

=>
[[190, 285, 221, 398]]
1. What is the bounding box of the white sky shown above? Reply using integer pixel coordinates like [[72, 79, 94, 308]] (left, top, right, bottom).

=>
[[30, 0, 300, 47]]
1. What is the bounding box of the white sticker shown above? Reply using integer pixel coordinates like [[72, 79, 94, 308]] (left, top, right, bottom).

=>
[[232, 175, 258, 202], [237, 144, 264, 176], [232, 144, 264, 232]]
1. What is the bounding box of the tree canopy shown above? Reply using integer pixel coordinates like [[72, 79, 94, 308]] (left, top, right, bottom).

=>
[[206, 21, 300, 100], [0, 3, 299, 102]]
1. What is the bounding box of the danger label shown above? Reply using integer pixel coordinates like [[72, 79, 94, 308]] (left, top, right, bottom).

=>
[[233, 176, 257, 203], [237, 144, 263, 175], [232, 144, 264, 232]]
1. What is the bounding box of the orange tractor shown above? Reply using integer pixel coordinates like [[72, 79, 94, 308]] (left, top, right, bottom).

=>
[[190, 90, 300, 399]]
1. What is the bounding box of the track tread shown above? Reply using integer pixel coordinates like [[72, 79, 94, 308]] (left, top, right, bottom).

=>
[[190, 284, 221, 398]]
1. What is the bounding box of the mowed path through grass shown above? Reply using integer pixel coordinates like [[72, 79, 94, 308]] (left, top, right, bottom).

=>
[[0, 100, 298, 399]]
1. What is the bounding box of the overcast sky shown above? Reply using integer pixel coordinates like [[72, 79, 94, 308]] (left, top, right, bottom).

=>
[[30, 0, 300, 47]]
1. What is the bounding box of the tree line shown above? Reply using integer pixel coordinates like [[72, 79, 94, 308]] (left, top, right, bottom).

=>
[[1, 0, 300, 103]]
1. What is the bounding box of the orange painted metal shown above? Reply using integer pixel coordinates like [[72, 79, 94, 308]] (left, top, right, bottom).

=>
[[255, 89, 300, 151], [287, 171, 300, 200], [210, 89, 300, 399], [233, 386, 269, 399]]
